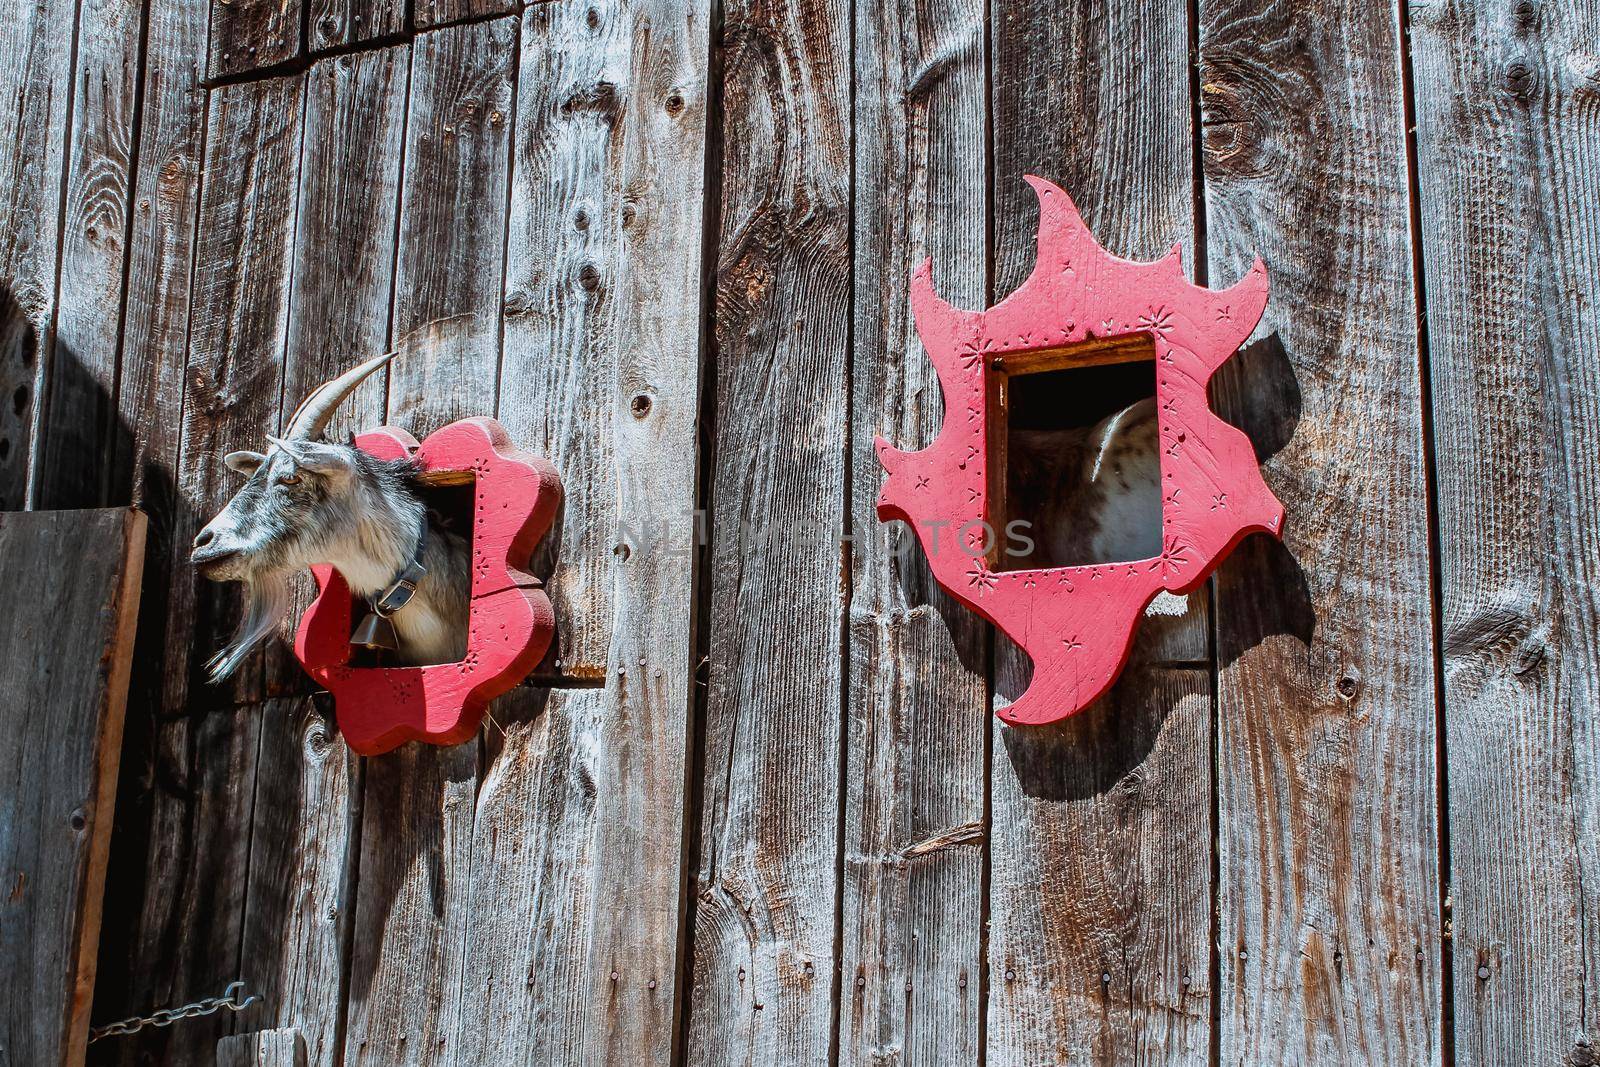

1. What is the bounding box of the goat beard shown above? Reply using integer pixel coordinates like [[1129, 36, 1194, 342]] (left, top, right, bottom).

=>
[[206, 570, 292, 682]]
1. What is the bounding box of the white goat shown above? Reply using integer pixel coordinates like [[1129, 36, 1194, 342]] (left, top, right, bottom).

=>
[[191, 353, 470, 679]]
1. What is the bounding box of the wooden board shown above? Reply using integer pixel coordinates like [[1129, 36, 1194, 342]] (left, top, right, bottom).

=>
[[496, 0, 625, 680], [840, 0, 986, 1061], [209, 0, 301, 81], [415, 0, 516, 32], [1410, 0, 1600, 1061], [267, 45, 409, 696], [0, 0, 75, 509], [685, 0, 851, 1059], [36, 0, 145, 509], [0, 508, 144, 1067], [105, 75, 305, 1067], [453, 1, 709, 1063], [341, 19, 513, 1066], [1200, 0, 1442, 1060], [86, 1, 211, 1057], [987, 0, 1211, 1060], [218, 1027, 308, 1067], [308, 0, 404, 54], [236, 698, 360, 1067]]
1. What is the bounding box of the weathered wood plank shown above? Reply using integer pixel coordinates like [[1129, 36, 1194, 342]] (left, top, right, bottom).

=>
[[236, 699, 360, 1067], [0, 0, 75, 509], [109, 0, 208, 508], [840, 0, 986, 1062], [686, 0, 851, 1058], [1411, 0, 1600, 1061], [165, 75, 306, 711], [497, 0, 624, 679], [87, 0, 210, 1052], [0, 509, 144, 1067], [990, 669, 1212, 1066], [209, 0, 301, 81], [266, 46, 409, 696], [987, 0, 1210, 1061], [454, 1, 709, 1063], [103, 76, 305, 1067], [1200, 0, 1441, 1059], [342, 20, 513, 1067], [307, 0, 404, 54], [36, 0, 145, 509], [415, 0, 516, 33], [217, 1027, 308, 1067], [386, 18, 515, 429]]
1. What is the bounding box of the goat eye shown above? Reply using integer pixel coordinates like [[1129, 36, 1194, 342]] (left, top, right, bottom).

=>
[[277, 473, 301, 487]]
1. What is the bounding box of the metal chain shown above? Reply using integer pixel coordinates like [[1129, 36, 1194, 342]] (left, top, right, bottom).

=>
[[88, 980, 260, 1044]]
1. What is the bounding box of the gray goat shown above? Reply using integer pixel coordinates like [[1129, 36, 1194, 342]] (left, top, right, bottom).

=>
[[191, 353, 470, 680]]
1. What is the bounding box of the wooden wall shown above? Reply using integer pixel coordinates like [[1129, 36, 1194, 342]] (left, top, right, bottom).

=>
[[0, 0, 1594, 1062]]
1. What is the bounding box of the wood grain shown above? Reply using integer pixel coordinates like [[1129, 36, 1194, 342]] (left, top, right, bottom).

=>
[[308, 0, 404, 54], [0, 0, 75, 509], [105, 76, 305, 1067], [342, 19, 513, 1067], [1200, 0, 1441, 1059], [87, 1, 210, 1055], [237, 699, 360, 1067], [415, 0, 516, 32], [841, 0, 986, 1062], [497, 0, 625, 679], [0, 508, 144, 1067], [209, 0, 301, 81], [386, 18, 515, 431], [268, 46, 409, 696], [1411, 0, 1600, 1061], [686, 0, 851, 1059], [987, 0, 1210, 1060], [454, 0, 710, 1063], [217, 1027, 309, 1067], [36, 0, 144, 509]]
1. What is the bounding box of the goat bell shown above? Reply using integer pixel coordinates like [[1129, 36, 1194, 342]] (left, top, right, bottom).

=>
[[351, 608, 400, 652]]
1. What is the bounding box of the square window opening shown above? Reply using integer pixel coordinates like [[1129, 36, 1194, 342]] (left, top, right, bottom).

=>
[[990, 334, 1164, 571]]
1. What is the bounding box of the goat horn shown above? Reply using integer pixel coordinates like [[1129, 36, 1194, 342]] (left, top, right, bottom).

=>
[[284, 350, 397, 440]]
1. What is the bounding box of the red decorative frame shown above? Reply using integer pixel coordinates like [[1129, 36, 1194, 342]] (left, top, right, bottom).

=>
[[294, 417, 561, 755], [875, 177, 1284, 726]]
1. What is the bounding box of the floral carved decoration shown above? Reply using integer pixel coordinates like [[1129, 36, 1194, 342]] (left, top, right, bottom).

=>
[[295, 417, 561, 755]]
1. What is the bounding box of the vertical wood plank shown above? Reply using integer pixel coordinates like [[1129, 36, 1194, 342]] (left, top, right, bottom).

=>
[[307, 0, 404, 54], [1411, 0, 1600, 1060], [386, 19, 515, 429], [841, 0, 987, 1063], [88, 0, 210, 1049], [237, 698, 361, 1067], [209, 0, 302, 81], [415, 0, 515, 33], [266, 45, 409, 697], [0, 509, 144, 1067], [341, 19, 513, 1067], [1200, 0, 1442, 1060], [685, 0, 851, 1059], [108, 75, 305, 1067], [987, 0, 1212, 1062], [0, 0, 75, 509], [37, 0, 145, 509], [217, 1027, 309, 1067], [164, 75, 306, 712], [110, 0, 208, 508], [456, 0, 709, 1062], [496, 0, 626, 679]]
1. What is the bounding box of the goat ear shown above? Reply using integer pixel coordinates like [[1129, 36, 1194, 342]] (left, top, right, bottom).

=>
[[224, 450, 266, 475]]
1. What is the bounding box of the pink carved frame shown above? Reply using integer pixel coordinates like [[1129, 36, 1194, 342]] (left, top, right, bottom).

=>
[[875, 177, 1284, 725]]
